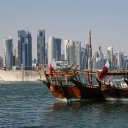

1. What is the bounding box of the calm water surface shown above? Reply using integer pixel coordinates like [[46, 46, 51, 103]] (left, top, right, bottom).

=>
[[0, 82, 128, 128]]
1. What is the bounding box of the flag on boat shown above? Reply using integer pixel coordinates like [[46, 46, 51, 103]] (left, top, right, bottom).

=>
[[50, 64, 53, 76], [49, 59, 57, 76], [98, 60, 110, 80]]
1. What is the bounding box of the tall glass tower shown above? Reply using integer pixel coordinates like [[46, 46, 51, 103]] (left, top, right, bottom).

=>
[[3, 38, 13, 69], [18, 30, 26, 68], [55, 38, 61, 61], [37, 30, 45, 66], [48, 37, 62, 66], [95, 46, 104, 69], [18, 30, 32, 70]]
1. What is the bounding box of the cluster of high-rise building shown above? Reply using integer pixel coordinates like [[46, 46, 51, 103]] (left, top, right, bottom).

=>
[[93, 46, 128, 70], [0, 30, 128, 70], [2, 30, 33, 70]]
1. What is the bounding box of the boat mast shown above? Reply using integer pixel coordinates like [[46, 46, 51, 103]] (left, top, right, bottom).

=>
[[88, 30, 92, 87]]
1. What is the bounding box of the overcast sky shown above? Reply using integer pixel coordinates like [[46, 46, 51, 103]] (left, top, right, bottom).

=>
[[0, 0, 128, 58]]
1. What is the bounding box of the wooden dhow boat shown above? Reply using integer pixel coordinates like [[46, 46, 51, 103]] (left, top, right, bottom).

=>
[[97, 70, 128, 102], [42, 68, 104, 102]]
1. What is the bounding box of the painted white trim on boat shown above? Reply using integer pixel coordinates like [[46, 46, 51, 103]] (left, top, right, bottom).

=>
[[56, 98, 103, 102], [106, 98, 128, 102]]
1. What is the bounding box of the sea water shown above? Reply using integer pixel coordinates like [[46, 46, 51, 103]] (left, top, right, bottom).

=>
[[0, 82, 128, 128]]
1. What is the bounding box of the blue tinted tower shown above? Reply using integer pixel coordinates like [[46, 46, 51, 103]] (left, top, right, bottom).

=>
[[55, 38, 61, 61], [18, 30, 26, 68], [37, 30, 45, 66], [18, 30, 32, 70]]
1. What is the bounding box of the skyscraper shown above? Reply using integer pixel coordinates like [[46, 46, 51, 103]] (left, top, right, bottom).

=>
[[18, 30, 32, 70], [18, 30, 26, 68], [75, 41, 81, 67], [48, 37, 56, 66], [80, 48, 87, 70], [67, 40, 75, 65], [64, 40, 69, 61], [94, 46, 104, 69], [84, 30, 92, 70], [84, 44, 89, 69], [107, 46, 113, 69], [48, 37, 62, 66], [3, 38, 13, 69], [88, 30, 92, 70], [55, 38, 61, 61], [13, 48, 18, 67], [114, 52, 124, 69], [64, 40, 81, 68], [37, 30, 45, 66]]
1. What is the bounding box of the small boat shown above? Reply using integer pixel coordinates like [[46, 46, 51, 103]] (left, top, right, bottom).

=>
[[42, 69, 104, 102], [97, 72, 128, 101]]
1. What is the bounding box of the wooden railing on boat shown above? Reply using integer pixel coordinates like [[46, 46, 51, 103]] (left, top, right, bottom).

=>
[[42, 69, 128, 78]]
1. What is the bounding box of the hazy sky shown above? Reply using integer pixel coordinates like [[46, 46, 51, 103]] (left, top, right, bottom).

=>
[[0, 0, 128, 58]]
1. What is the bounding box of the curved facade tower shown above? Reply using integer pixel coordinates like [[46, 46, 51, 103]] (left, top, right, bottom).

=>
[[48, 37, 56, 66], [3, 38, 13, 69]]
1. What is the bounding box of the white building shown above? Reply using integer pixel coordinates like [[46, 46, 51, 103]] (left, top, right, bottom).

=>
[[64, 40, 69, 60], [107, 46, 114, 69], [48, 37, 56, 66]]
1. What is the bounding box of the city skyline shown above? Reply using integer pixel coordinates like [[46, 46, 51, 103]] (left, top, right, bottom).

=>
[[0, 0, 128, 58], [1, 29, 128, 59], [1, 33, 128, 70]]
